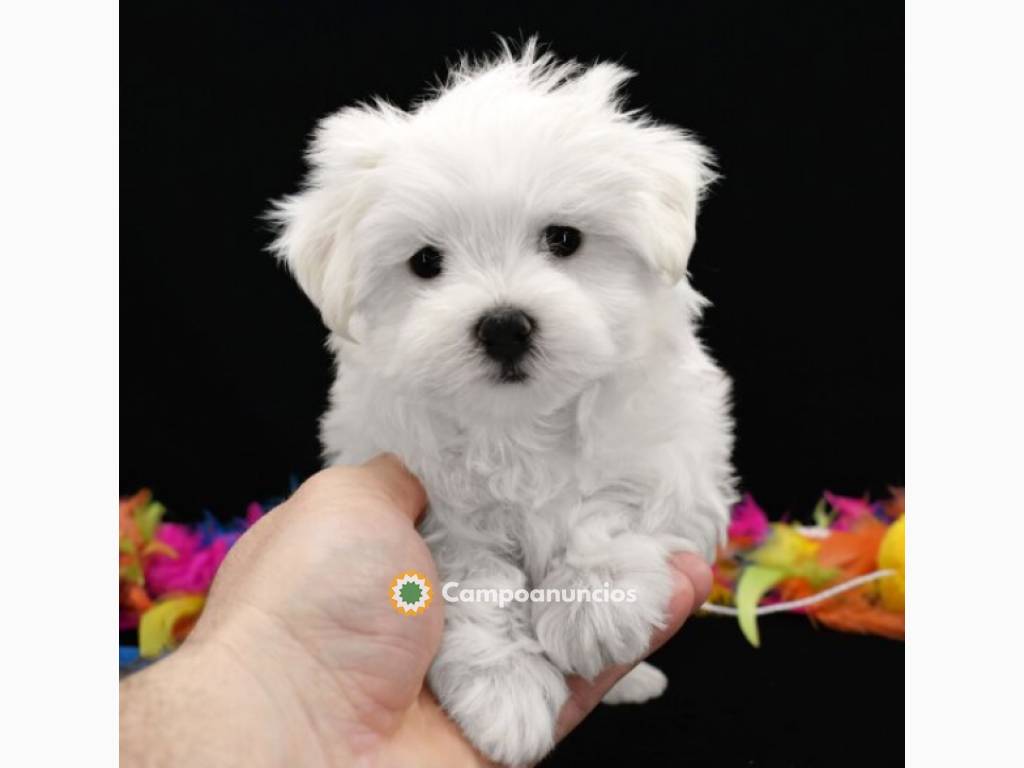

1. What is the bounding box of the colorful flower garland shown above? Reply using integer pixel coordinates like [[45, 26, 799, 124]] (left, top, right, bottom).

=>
[[706, 490, 905, 645], [119, 486, 904, 661]]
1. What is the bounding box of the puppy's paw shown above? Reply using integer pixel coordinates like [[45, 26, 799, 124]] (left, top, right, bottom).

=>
[[429, 651, 568, 766], [601, 661, 667, 704], [533, 556, 674, 680]]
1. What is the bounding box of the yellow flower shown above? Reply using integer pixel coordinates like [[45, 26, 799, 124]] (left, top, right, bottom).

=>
[[877, 515, 905, 611]]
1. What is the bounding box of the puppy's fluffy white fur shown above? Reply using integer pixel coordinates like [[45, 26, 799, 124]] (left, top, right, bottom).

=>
[[271, 41, 736, 766]]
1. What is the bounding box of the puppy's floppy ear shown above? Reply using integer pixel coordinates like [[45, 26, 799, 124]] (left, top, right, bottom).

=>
[[561, 61, 715, 284], [268, 103, 404, 336], [635, 127, 717, 285]]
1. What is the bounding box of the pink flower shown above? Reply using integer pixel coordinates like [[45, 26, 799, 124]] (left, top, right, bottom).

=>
[[824, 492, 873, 531], [245, 502, 265, 528], [729, 494, 770, 543], [144, 523, 231, 596]]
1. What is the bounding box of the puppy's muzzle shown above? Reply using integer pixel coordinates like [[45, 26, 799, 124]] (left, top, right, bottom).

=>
[[475, 308, 535, 378]]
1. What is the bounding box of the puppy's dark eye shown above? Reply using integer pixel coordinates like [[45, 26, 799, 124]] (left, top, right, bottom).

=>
[[543, 225, 582, 258], [409, 246, 443, 279]]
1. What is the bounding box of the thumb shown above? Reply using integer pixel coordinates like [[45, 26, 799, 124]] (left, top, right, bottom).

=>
[[359, 453, 429, 525]]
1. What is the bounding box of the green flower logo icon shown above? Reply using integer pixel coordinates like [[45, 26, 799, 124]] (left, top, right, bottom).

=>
[[390, 572, 432, 615]]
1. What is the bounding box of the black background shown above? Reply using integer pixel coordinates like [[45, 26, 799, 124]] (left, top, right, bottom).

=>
[[121, 2, 904, 765]]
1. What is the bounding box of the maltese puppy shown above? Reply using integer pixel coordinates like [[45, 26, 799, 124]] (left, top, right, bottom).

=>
[[271, 41, 736, 766]]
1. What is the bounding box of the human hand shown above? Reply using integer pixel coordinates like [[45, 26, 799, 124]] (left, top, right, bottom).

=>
[[120, 455, 712, 767]]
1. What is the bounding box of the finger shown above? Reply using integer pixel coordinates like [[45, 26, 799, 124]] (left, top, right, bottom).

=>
[[671, 552, 713, 606], [553, 553, 712, 741], [360, 453, 429, 524]]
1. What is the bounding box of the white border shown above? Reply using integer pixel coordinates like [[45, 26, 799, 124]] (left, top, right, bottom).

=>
[[0, 1, 117, 765], [0, 1, 1021, 764], [908, 1, 1024, 765]]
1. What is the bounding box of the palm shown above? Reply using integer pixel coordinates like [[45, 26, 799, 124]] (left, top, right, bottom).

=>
[[192, 457, 707, 767]]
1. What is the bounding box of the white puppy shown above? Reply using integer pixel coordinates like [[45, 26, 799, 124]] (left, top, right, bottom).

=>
[[271, 41, 736, 766]]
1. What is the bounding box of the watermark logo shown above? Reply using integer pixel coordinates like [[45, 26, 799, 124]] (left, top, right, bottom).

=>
[[441, 582, 638, 609], [390, 572, 433, 615]]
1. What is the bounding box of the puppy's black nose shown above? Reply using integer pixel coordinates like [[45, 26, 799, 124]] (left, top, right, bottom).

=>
[[475, 308, 535, 365]]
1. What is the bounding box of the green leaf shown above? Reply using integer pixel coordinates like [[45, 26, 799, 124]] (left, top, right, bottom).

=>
[[134, 501, 166, 542], [736, 565, 786, 647], [812, 498, 832, 528], [119, 562, 143, 585]]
